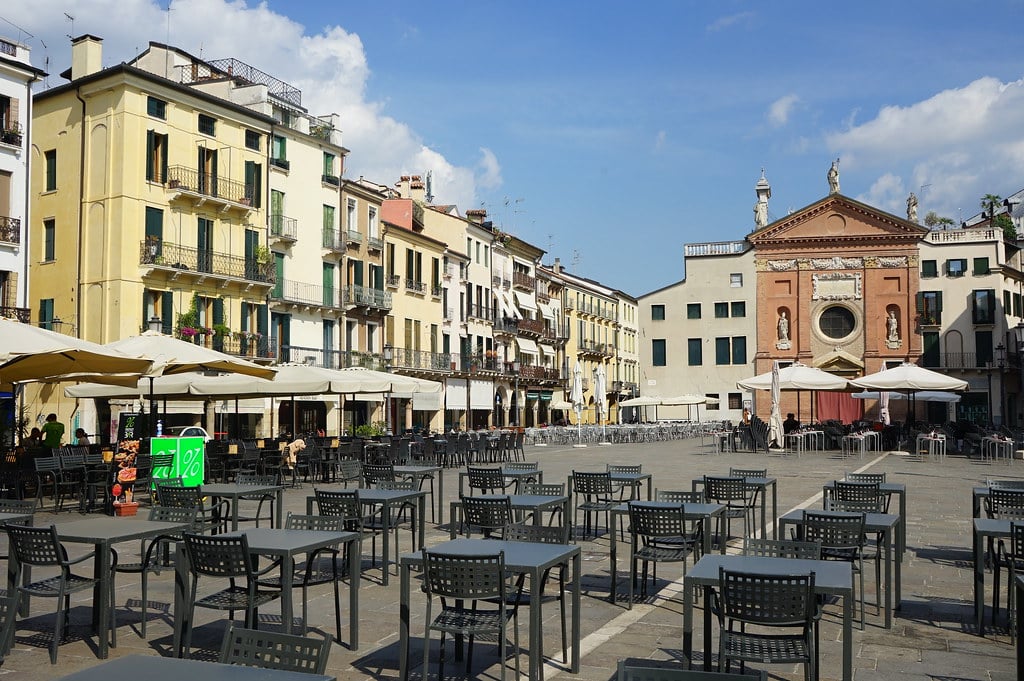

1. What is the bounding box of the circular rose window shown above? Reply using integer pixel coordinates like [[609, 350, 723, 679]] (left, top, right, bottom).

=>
[[819, 305, 855, 340]]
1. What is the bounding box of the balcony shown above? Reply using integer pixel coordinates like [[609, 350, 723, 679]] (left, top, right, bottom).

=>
[[918, 352, 987, 370], [269, 157, 290, 171], [537, 292, 550, 305], [366, 236, 383, 252], [519, 365, 563, 382], [270, 278, 342, 309], [342, 285, 392, 311], [513, 271, 535, 290], [0, 127, 22, 148], [405, 279, 426, 294], [517, 318, 546, 336], [321, 174, 340, 187], [684, 240, 748, 257], [210, 334, 276, 362], [0, 216, 21, 244], [281, 346, 383, 370], [444, 307, 455, 321], [386, 274, 400, 288], [0, 306, 29, 323], [139, 240, 274, 285], [578, 338, 613, 357], [322, 230, 346, 252], [494, 318, 518, 336], [431, 284, 443, 298], [166, 166, 254, 213], [466, 304, 493, 323], [269, 214, 297, 242], [454, 353, 501, 373], [345, 230, 363, 247], [390, 347, 453, 373]]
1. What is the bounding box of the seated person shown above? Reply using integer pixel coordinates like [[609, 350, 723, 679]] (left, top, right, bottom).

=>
[[75, 428, 91, 446], [783, 413, 801, 434]]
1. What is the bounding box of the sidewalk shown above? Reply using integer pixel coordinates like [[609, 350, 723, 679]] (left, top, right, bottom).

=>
[[2, 437, 1018, 680]]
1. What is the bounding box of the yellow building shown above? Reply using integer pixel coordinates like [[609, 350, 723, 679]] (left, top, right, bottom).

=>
[[32, 35, 273, 348]]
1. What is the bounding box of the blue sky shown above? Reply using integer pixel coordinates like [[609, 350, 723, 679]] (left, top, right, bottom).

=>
[[5, 1, 1024, 295]]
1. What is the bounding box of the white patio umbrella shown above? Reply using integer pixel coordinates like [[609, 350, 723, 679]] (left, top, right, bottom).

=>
[[661, 394, 710, 422], [594, 363, 609, 445], [852, 390, 962, 403], [767, 360, 785, 448], [570, 360, 586, 447], [550, 400, 574, 410], [619, 394, 661, 423], [848, 363, 968, 392], [738, 361, 849, 423]]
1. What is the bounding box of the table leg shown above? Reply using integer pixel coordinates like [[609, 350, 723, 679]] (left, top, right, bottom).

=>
[[702, 584, 713, 670], [898, 489, 906, 560], [437, 468, 445, 525], [529, 566, 541, 680], [280, 554, 295, 633], [418, 495, 426, 551], [276, 488, 284, 528], [842, 581, 852, 681], [771, 481, 778, 538], [895, 520, 903, 610], [760, 484, 768, 538], [398, 559, 410, 680], [450, 502, 459, 539], [682, 575, 693, 668], [609, 511, 618, 603], [571, 551, 581, 673], [172, 545, 189, 657], [231, 497, 240, 532], [95, 541, 111, 658], [382, 501, 391, 586], [884, 527, 892, 629], [975, 526, 985, 635]]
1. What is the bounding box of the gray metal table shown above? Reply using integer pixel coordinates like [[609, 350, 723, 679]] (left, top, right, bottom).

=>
[[305, 488, 426, 585], [779, 508, 901, 629], [202, 482, 285, 530], [51, 516, 192, 659], [394, 463, 444, 524], [53, 653, 335, 681], [692, 475, 778, 540], [173, 527, 361, 653], [974, 517, 1013, 635], [448, 493, 570, 539], [682, 553, 853, 681], [398, 538, 581, 681], [608, 501, 725, 605]]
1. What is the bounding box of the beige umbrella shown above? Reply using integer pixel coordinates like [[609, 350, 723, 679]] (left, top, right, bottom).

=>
[[0, 318, 153, 384], [105, 331, 275, 379]]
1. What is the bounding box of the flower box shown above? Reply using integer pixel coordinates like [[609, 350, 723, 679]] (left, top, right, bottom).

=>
[[113, 501, 139, 516]]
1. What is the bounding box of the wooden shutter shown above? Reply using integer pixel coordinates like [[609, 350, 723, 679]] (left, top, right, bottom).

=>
[[146, 131, 154, 182], [161, 292, 174, 334]]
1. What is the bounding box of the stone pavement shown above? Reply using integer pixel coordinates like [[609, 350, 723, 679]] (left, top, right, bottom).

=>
[[0, 436, 1018, 680]]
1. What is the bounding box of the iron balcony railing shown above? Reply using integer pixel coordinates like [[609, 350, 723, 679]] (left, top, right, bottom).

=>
[[270, 214, 297, 241], [0, 39, 16, 57], [494, 319, 518, 335], [322, 230, 346, 251], [386, 274, 400, 288], [193, 57, 302, 107], [518, 318, 545, 335], [367, 236, 383, 251], [139, 240, 274, 283], [466, 304, 493, 322], [391, 347, 453, 372], [342, 285, 391, 310], [519, 365, 563, 381], [271, 279, 342, 308], [919, 352, 989, 370], [209, 334, 276, 361], [0, 128, 21, 147], [0, 216, 20, 244], [431, 284, 443, 297], [456, 353, 501, 373], [284, 346, 387, 371], [405, 279, 426, 294], [513, 271, 535, 290], [322, 174, 340, 187], [166, 166, 253, 206], [0, 306, 29, 323], [345, 230, 363, 245]]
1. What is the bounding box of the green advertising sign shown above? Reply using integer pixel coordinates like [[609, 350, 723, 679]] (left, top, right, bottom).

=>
[[150, 436, 206, 487]]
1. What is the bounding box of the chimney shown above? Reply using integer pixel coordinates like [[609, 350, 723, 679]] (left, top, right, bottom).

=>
[[71, 34, 103, 80], [409, 175, 425, 202], [466, 209, 487, 225], [553, 257, 562, 273], [394, 175, 411, 198]]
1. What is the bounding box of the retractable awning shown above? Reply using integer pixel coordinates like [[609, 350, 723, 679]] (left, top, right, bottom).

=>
[[516, 338, 539, 355], [514, 291, 538, 311]]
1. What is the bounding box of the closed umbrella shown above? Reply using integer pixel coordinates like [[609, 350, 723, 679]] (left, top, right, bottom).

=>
[[570, 360, 585, 448], [594, 364, 609, 445], [767, 360, 784, 448]]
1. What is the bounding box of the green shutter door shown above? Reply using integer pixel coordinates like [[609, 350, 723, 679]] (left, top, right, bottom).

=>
[[353, 259, 363, 287], [323, 263, 334, 307], [161, 292, 174, 335], [212, 298, 225, 351], [146, 131, 154, 181]]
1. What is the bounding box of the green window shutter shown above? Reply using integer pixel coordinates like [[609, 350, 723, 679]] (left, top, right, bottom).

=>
[[323, 263, 334, 306], [245, 161, 256, 204], [732, 336, 747, 365], [240, 303, 249, 333], [915, 292, 924, 312], [160, 135, 168, 182], [257, 305, 268, 337], [146, 131, 154, 182], [936, 291, 943, 311], [145, 207, 163, 243], [353, 259, 364, 287], [715, 337, 730, 365], [213, 298, 224, 325]]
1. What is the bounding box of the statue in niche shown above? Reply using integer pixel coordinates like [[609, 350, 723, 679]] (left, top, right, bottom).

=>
[[827, 159, 840, 194], [906, 192, 918, 223], [886, 310, 901, 347], [754, 200, 768, 229], [778, 311, 790, 342]]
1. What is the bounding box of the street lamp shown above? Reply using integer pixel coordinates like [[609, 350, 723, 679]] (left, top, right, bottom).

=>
[[382, 343, 393, 434], [996, 342, 1006, 427]]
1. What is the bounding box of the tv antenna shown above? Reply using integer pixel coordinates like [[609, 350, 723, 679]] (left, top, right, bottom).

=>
[[64, 13, 74, 39], [571, 249, 581, 272]]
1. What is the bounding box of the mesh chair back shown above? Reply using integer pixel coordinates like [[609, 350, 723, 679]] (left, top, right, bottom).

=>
[[0, 499, 37, 514], [988, 488, 1024, 519], [628, 501, 688, 539], [718, 566, 816, 627], [148, 504, 198, 527], [988, 479, 1024, 489], [572, 471, 613, 496], [521, 482, 565, 496], [183, 532, 255, 577], [314, 489, 362, 531], [284, 512, 344, 532], [33, 456, 60, 475], [6, 524, 66, 566], [236, 472, 277, 486], [802, 511, 865, 556], [503, 522, 569, 545], [219, 623, 331, 675], [703, 476, 748, 504], [657, 490, 704, 504], [337, 459, 363, 483], [378, 480, 416, 491], [846, 472, 886, 485], [156, 484, 202, 510], [608, 464, 642, 476], [462, 495, 513, 535], [827, 481, 885, 514], [742, 537, 822, 560], [467, 466, 507, 494], [423, 549, 507, 600], [504, 462, 539, 473], [363, 464, 396, 486], [729, 467, 767, 479]]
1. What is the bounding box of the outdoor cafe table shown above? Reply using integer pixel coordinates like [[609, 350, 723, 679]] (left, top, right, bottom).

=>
[[448, 493, 571, 539], [683, 553, 853, 681], [983, 436, 1015, 464], [458, 466, 546, 497], [778, 508, 901, 629], [973, 517, 1014, 635], [172, 527, 361, 654], [608, 501, 725, 604], [567, 470, 654, 510], [692, 475, 778, 540], [202, 481, 285, 531], [49, 516, 192, 659], [398, 537, 581, 681], [823, 480, 907, 559], [54, 653, 335, 681], [305, 487, 426, 585], [394, 463, 444, 524]]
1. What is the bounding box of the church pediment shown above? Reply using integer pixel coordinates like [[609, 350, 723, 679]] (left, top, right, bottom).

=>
[[813, 349, 864, 375], [749, 194, 928, 247]]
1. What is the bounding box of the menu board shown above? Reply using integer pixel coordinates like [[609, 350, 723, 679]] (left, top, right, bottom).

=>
[[117, 412, 148, 442]]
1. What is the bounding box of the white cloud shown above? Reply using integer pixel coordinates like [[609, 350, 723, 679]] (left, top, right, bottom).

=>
[[654, 130, 667, 152], [476, 148, 503, 190], [767, 94, 800, 127], [7, 0, 498, 208], [828, 76, 1024, 220], [706, 11, 756, 32]]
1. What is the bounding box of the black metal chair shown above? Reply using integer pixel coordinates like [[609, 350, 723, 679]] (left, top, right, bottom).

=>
[[714, 567, 818, 681], [111, 505, 197, 637], [466, 466, 514, 495], [741, 537, 822, 560], [218, 622, 331, 674], [503, 462, 540, 492], [626, 501, 701, 609], [335, 459, 363, 488], [801, 510, 870, 629], [0, 524, 109, 664], [572, 471, 616, 540], [362, 463, 396, 487], [461, 494, 513, 539], [608, 464, 643, 501], [156, 484, 228, 535], [703, 475, 756, 544], [32, 456, 61, 510], [257, 513, 344, 642], [617, 660, 768, 680], [180, 532, 282, 658], [521, 482, 566, 526], [234, 472, 279, 528], [421, 549, 524, 681]]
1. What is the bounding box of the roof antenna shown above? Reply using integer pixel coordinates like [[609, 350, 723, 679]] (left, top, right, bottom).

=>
[[64, 13, 75, 40]]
